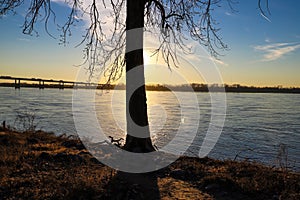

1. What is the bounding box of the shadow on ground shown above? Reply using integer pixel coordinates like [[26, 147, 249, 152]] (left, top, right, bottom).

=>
[[101, 172, 160, 200]]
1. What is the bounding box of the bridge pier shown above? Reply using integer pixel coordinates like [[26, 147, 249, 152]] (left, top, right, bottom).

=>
[[15, 79, 20, 89], [59, 81, 64, 90], [39, 80, 45, 89], [73, 82, 78, 89]]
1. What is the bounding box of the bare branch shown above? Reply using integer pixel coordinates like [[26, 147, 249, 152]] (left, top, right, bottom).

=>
[[145, 0, 229, 68], [0, 0, 24, 16], [22, 0, 55, 38], [0, 0, 271, 82]]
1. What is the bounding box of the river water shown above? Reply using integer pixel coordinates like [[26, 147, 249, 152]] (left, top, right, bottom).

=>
[[0, 87, 299, 171]]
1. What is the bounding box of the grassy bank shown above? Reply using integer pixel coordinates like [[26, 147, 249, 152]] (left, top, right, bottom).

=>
[[0, 128, 299, 200]]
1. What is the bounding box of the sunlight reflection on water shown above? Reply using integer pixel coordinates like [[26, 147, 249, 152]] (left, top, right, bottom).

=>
[[0, 87, 299, 171]]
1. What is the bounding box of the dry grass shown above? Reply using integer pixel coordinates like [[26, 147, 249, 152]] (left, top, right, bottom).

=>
[[0, 129, 299, 200]]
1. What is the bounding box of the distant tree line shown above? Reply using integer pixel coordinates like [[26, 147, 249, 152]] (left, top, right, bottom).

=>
[[145, 83, 300, 93]]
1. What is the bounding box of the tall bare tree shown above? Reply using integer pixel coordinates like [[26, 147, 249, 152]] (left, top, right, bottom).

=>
[[0, 0, 269, 152]]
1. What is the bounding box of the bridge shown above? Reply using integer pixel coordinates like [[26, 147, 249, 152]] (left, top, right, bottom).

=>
[[0, 76, 111, 90]]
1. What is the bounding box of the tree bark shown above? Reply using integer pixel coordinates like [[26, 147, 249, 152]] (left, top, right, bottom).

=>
[[123, 0, 155, 152]]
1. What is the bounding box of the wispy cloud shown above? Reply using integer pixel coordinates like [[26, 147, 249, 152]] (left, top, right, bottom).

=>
[[225, 12, 232, 16], [264, 37, 271, 43], [253, 42, 300, 61], [18, 38, 31, 42], [0, 14, 8, 18], [51, 0, 68, 4], [212, 58, 228, 66]]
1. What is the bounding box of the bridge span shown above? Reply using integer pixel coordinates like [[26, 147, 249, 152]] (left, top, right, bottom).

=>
[[0, 76, 109, 89]]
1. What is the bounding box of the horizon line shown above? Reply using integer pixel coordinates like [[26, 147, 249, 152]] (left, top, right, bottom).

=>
[[0, 75, 299, 89]]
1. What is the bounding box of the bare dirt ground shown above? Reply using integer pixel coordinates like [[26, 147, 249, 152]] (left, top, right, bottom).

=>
[[0, 129, 299, 200]]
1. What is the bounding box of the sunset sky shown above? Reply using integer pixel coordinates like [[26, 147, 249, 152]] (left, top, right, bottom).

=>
[[0, 0, 299, 87]]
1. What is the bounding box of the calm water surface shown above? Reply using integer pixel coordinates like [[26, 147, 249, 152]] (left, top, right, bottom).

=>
[[0, 87, 299, 170]]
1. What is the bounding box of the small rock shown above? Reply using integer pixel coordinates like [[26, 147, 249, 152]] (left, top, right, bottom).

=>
[[54, 152, 84, 164], [27, 137, 39, 144], [170, 169, 186, 179], [90, 157, 101, 164], [39, 152, 52, 160], [61, 140, 85, 150], [205, 183, 220, 191]]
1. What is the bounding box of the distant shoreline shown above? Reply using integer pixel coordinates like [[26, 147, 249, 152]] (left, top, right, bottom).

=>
[[1, 83, 300, 94]]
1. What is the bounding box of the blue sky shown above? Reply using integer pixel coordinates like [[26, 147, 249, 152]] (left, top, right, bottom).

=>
[[0, 0, 299, 87]]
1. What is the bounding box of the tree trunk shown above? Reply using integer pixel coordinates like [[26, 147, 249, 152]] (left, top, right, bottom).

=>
[[123, 0, 155, 152]]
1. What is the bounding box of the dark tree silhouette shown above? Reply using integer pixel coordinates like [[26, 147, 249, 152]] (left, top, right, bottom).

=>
[[0, 0, 269, 152]]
